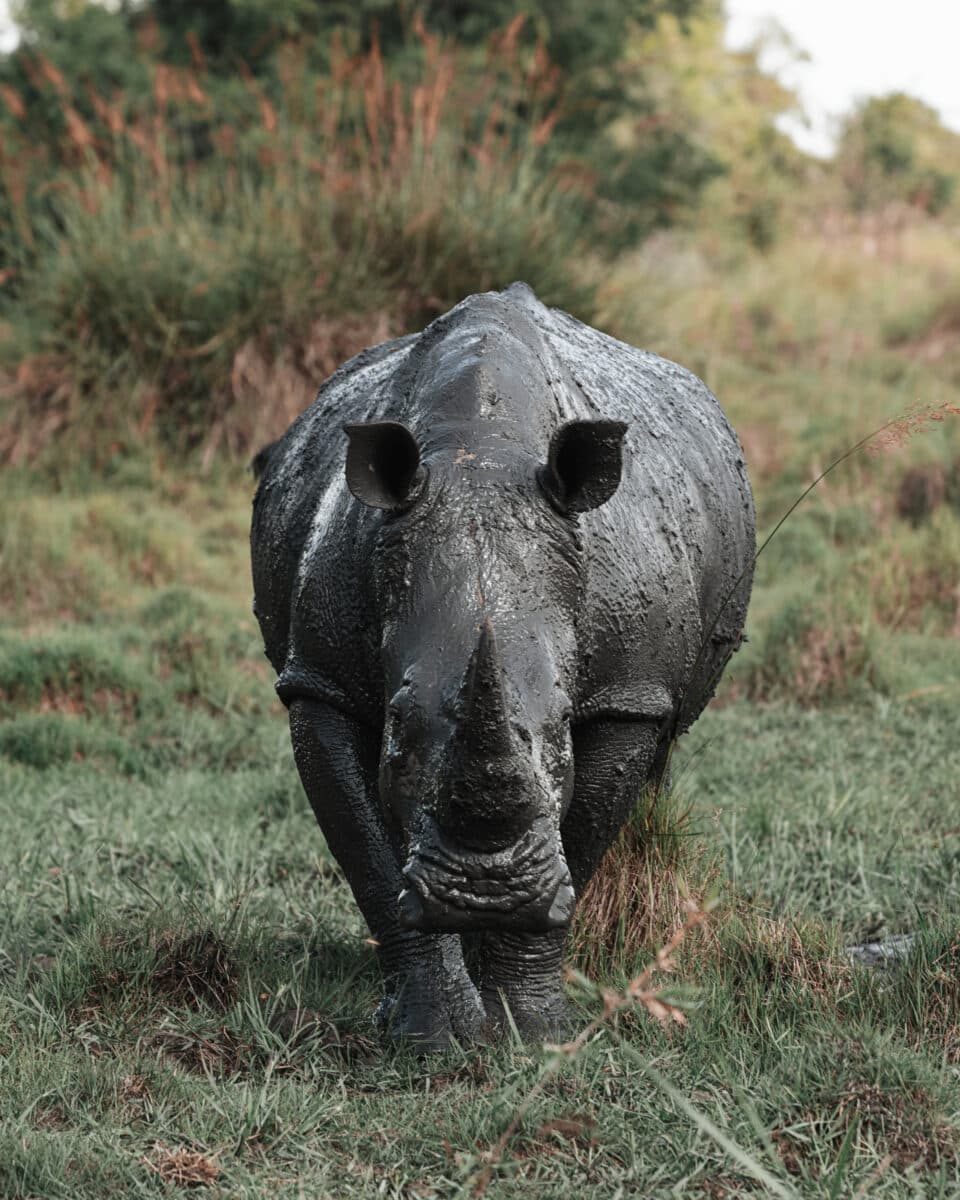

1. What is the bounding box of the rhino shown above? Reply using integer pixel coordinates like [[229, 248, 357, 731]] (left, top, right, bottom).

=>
[[250, 282, 754, 1048]]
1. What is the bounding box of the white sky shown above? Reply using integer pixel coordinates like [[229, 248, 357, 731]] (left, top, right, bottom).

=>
[[1, 1, 958, 158], [724, 0, 960, 156]]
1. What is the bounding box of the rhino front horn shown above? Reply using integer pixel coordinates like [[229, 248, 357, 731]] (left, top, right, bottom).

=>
[[457, 619, 513, 762]]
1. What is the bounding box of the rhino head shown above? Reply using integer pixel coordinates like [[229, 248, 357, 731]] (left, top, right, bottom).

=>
[[342, 343, 627, 934]]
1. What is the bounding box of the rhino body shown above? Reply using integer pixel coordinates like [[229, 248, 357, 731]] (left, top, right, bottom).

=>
[[251, 283, 754, 1046]]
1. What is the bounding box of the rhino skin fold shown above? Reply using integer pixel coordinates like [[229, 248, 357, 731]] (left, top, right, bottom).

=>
[[250, 283, 755, 1049]]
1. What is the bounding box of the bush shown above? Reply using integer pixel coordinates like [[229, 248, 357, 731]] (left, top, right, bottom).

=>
[[742, 589, 884, 706], [0, 29, 597, 461], [837, 93, 960, 216]]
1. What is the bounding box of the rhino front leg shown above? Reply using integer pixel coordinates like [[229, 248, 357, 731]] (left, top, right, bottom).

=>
[[563, 718, 666, 894], [468, 722, 666, 1041], [471, 928, 569, 1041], [287, 699, 483, 1049]]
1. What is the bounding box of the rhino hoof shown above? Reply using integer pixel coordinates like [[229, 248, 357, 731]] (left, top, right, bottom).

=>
[[480, 996, 570, 1043], [374, 983, 484, 1053]]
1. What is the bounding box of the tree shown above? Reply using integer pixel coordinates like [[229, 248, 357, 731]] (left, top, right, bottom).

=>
[[836, 93, 960, 215], [622, 11, 811, 246]]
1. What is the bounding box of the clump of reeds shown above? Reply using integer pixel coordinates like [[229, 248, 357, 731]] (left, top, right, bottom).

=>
[[0, 20, 597, 463]]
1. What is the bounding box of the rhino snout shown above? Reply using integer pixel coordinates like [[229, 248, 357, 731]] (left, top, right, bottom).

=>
[[397, 819, 574, 932]]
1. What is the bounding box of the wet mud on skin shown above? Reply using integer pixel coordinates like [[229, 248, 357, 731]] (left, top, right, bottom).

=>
[[251, 282, 755, 1047]]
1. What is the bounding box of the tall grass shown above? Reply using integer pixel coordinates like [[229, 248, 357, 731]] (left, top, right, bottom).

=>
[[0, 24, 597, 461]]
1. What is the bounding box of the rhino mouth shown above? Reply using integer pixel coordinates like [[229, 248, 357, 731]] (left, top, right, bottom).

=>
[[397, 819, 575, 932]]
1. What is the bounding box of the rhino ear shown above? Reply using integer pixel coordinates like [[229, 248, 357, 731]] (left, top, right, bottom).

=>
[[540, 419, 628, 514], [344, 421, 425, 511]]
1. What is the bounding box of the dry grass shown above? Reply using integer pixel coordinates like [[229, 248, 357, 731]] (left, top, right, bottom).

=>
[[149, 1026, 249, 1078], [735, 915, 847, 998], [571, 820, 719, 977], [144, 1144, 220, 1188], [787, 625, 876, 707], [221, 311, 399, 461], [150, 931, 239, 1012], [773, 1082, 957, 1178]]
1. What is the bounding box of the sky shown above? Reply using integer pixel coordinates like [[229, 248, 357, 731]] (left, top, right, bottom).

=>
[[1, 1, 958, 158], [724, 0, 960, 156]]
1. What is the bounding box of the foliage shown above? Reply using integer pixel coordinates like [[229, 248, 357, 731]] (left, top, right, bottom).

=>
[[623, 12, 813, 248], [10, 0, 706, 77], [2, 0, 724, 248], [0, 26, 598, 458], [836, 92, 960, 215]]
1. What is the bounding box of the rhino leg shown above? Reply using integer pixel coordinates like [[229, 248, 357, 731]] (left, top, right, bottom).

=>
[[464, 723, 667, 1041], [288, 700, 483, 1050], [562, 719, 667, 894], [471, 928, 570, 1041]]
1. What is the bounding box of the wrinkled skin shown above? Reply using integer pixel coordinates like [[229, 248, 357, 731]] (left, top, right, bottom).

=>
[[251, 283, 755, 1049]]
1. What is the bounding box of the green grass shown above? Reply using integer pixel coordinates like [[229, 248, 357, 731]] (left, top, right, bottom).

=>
[[3, 215, 960, 1196], [2, 463, 960, 1198], [3, 701, 960, 1197]]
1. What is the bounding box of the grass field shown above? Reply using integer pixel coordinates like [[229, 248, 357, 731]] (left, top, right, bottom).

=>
[[2, 218, 960, 1197]]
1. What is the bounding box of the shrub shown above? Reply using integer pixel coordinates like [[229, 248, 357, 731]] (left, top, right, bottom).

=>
[[0, 29, 597, 462], [741, 590, 884, 706]]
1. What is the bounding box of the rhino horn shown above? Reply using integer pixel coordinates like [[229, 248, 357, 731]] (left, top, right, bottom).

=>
[[456, 618, 513, 762]]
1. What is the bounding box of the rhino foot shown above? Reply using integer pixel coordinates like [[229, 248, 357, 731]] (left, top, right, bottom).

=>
[[375, 959, 484, 1052], [471, 927, 570, 1042], [480, 991, 571, 1043]]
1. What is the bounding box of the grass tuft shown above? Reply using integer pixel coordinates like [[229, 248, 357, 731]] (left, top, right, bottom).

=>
[[144, 1144, 220, 1188], [570, 782, 720, 977], [150, 930, 239, 1013]]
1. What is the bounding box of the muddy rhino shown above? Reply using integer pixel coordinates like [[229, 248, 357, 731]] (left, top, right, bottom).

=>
[[250, 283, 754, 1048]]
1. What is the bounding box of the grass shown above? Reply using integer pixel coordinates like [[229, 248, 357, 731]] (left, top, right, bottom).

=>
[[2, 210, 960, 1194]]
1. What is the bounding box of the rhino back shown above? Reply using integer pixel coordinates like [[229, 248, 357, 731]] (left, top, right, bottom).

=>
[[252, 286, 754, 732]]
